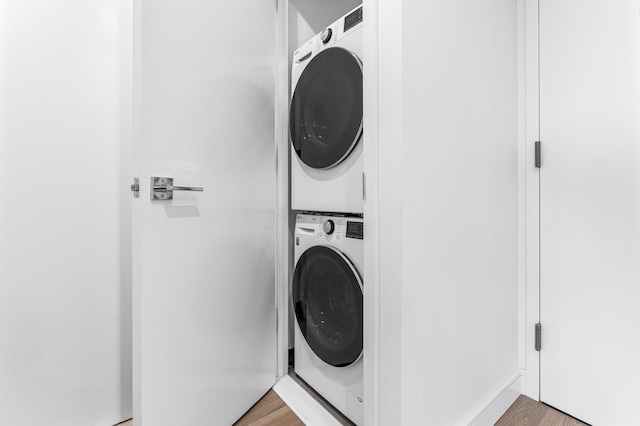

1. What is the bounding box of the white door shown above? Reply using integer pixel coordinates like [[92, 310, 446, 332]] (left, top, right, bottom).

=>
[[0, 1, 132, 425], [539, 1, 640, 424], [132, 1, 277, 425]]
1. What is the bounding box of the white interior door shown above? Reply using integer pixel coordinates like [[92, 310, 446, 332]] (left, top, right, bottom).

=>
[[0, 1, 132, 425], [132, 1, 277, 425], [539, 1, 640, 424]]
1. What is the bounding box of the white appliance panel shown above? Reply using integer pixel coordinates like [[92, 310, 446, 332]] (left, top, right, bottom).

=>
[[293, 214, 364, 425], [290, 7, 364, 215]]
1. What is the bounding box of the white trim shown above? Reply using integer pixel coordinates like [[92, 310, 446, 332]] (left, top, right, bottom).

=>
[[362, 0, 390, 425], [273, 375, 342, 426], [275, 0, 290, 380], [524, 0, 541, 400], [467, 371, 524, 426], [362, 0, 380, 424], [131, 0, 142, 422], [517, 0, 527, 375], [363, 0, 405, 424]]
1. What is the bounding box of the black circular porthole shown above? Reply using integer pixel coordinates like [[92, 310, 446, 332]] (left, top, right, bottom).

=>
[[290, 47, 363, 170], [292, 245, 363, 367]]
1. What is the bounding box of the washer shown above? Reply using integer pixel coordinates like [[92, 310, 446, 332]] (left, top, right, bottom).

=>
[[292, 213, 364, 425], [290, 6, 364, 215]]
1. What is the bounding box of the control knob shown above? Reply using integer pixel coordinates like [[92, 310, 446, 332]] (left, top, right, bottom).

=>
[[320, 28, 333, 44], [323, 219, 335, 235]]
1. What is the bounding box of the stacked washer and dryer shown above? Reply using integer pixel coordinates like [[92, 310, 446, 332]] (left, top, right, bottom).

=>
[[289, 5, 364, 425]]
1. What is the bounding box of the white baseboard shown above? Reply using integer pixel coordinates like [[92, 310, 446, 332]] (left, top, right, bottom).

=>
[[467, 370, 524, 426], [276, 370, 523, 426], [273, 375, 343, 426]]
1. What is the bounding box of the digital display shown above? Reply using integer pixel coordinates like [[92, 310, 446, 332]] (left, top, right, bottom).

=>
[[346, 221, 364, 240], [344, 7, 363, 32]]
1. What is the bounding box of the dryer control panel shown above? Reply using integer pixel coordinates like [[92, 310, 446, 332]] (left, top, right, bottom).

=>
[[344, 7, 363, 32]]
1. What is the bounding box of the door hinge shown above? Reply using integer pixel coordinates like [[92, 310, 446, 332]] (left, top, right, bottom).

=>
[[130, 177, 140, 198], [535, 141, 541, 168], [535, 323, 542, 351]]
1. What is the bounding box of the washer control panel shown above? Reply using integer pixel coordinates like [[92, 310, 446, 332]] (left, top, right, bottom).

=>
[[346, 221, 364, 240], [323, 219, 335, 234], [295, 214, 363, 244]]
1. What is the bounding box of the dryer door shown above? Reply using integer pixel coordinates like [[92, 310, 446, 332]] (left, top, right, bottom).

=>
[[292, 245, 363, 367], [290, 47, 363, 169]]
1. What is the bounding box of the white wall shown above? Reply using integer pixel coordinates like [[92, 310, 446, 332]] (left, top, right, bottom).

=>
[[371, 0, 520, 424], [0, 1, 132, 425], [401, 1, 519, 423]]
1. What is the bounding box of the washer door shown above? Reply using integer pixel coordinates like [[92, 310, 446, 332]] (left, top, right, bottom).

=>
[[292, 245, 363, 367], [290, 47, 363, 169]]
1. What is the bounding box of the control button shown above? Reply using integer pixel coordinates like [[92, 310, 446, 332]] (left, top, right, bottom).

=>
[[323, 219, 335, 235], [320, 28, 333, 44]]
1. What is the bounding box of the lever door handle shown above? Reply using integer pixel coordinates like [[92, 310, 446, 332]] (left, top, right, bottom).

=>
[[153, 185, 204, 192], [151, 177, 204, 200]]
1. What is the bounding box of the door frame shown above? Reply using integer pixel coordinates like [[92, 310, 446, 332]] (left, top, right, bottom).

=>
[[522, 0, 541, 401], [361, 0, 400, 424], [275, 0, 290, 380]]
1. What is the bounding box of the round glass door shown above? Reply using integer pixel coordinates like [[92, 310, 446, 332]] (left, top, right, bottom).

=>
[[292, 245, 363, 367], [290, 47, 363, 169]]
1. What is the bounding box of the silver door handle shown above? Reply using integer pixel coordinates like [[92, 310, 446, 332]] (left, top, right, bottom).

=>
[[151, 177, 204, 200], [154, 185, 204, 192]]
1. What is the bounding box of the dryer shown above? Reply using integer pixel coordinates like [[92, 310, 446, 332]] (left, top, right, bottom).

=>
[[292, 213, 364, 425], [290, 6, 363, 215]]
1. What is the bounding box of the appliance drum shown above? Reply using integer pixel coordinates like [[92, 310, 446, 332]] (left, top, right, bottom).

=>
[[290, 47, 363, 170], [292, 245, 363, 367]]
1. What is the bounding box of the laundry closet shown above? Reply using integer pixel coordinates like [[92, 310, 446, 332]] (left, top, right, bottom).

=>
[[285, 2, 365, 424], [277, 0, 521, 424]]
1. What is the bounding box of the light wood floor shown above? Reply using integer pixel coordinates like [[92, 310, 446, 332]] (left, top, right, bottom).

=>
[[496, 395, 587, 426], [234, 389, 303, 426], [116, 393, 586, 426], [115, 390, 302, 426]]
